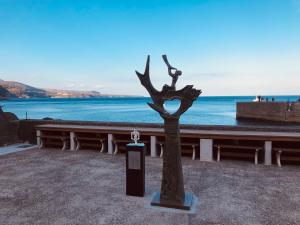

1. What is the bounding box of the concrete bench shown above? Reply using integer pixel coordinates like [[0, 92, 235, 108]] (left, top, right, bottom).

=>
[[74, 135, 106, 152], [157, 141, 199, 160], [39, 134, 69, 151], [273, 148, 300, 167], [214, 144, 263, 165]]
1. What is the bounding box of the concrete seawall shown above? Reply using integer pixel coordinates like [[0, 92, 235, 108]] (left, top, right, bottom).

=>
[[236, 102, 300, 123], [2, 117, 300, 147]]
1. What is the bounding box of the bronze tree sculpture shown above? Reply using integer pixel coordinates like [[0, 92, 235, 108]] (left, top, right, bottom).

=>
[[136, 55, 201, 209]]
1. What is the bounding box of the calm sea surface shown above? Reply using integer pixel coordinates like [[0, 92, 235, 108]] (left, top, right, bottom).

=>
[[1, 96, 299, 125]]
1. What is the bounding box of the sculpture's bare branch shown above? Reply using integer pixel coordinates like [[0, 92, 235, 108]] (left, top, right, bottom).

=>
[[135, 55, 159, 96]]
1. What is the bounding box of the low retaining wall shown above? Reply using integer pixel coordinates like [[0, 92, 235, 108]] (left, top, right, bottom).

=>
[[0, 109, 19, 146], [0, 122, 19, 146], [237, 102, 300, 123]]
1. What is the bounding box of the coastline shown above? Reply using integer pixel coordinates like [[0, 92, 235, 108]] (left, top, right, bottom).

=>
[[1, 95, 299, 126]]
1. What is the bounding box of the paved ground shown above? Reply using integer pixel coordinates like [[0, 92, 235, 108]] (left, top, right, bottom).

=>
[[0, 149, 299, 225], [0, 143, 36, 156]]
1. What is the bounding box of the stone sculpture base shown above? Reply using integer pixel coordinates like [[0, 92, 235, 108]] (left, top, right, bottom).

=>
[[151, 191, 194, 210]]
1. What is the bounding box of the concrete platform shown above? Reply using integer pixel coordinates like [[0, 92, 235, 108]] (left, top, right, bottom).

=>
[[0, 148, 300, 225]]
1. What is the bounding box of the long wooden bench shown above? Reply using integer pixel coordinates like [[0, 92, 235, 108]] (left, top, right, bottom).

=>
[[214, 144, 263, 164], [38, 134, 69, 151], [157, 141, 199, 160], [74, 135, 106, 152], [273, 147, 300, 167]]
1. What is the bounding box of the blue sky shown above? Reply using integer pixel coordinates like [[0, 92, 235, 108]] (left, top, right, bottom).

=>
[[0, 0, 300, 96]]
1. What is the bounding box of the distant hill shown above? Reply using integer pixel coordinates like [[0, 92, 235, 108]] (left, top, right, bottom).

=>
[[0, 79, 104, 99], [0, 85, 16, 98], [0, 80, 48, 98]]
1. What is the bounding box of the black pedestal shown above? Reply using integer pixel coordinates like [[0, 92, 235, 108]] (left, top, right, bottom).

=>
[[151, 192, 194, 210], [126, 143, 145, 197]]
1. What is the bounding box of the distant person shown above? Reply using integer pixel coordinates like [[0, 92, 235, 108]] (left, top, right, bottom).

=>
[[272, 97, 275, 102], [253, 96, 260, 102], [261, 97, 264, 102], [266, 98, 269, 102], [287, 102, 293, 112]]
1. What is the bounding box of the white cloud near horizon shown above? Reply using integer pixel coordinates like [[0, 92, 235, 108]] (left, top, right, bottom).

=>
[[63, 83, 109, 92], [174, 53, 300, 96]]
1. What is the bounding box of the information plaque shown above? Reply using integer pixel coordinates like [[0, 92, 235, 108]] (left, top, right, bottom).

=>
[[128, 151, 141, 170]]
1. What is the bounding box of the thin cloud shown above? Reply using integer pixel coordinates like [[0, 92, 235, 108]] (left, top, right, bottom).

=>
[[197, 72, 226, 77], [187, 72, 232, 79], [63, 83, 108, 91]]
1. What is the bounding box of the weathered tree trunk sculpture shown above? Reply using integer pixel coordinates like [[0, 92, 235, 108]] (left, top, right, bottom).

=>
[[136, 55, 201, 209]]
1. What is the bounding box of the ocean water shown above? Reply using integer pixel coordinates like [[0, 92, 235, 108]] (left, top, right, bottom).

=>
[[1, 96, 299, 125]]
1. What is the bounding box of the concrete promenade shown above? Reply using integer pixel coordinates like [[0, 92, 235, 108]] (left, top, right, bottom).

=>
[[0, 143, 36, 156], [0, 148, 299, 225]]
